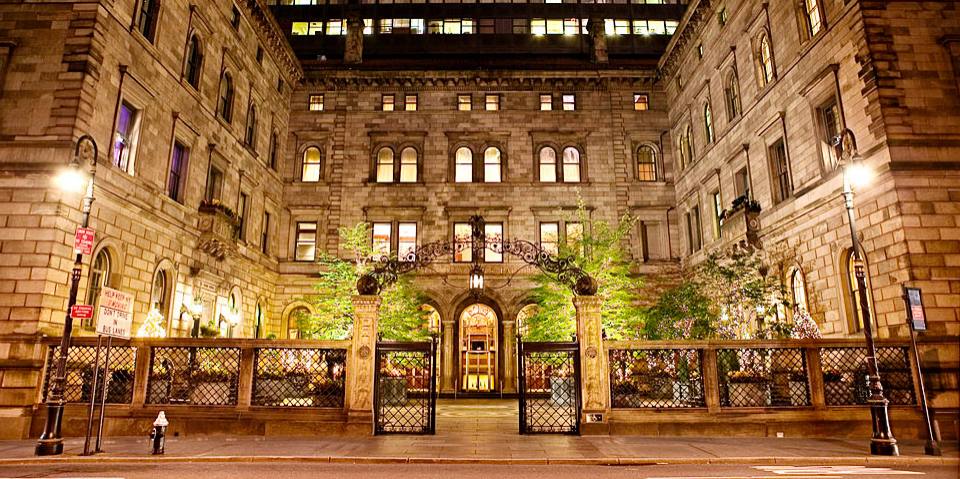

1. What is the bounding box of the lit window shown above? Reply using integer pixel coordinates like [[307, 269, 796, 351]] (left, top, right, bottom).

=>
[[458, 94, 472, 111], [295, 222, 317, 261], [483, 223, 503, 262], [326, 20, 344, 35], [636, 145, 657, 182], [204, 166, 223, 202], [712, 191, 723, 239], [381, 94, 395, 111], [769, 139, 792, 204], [85, 249, 111, 328], [725, 71, 741, 120], [539, 147, 557, 183], [398, 223, 417, 260], [301, 147, 322, 182], [404, 94, 417, 111], [818, 98, 842, 171], [805, 0, 823, 36], [485, 94, 499, 111], [562, 94, 576, 111], [843, 249, 874, 332], [540, 94, 552, 111], [483, 147, 501, 183], [376, 147, 394, 183], [372, 222, 392, 258], [113, 102, 141, 173], [151, 269, 168, 313], [309, 94, 324, 111], [455, 147, 473, 183], [454, 222, 472, 262], [791, 268, 808, 312], [399, 147, 418, 183], [540, 223, 559, 255], [531, 18, 546, 35], [633, 93, 649, 111], [168, 142, 189, 202], [704, 103, 714, 144], [562, 147, 581, 183], [757, 33, 776, 86]]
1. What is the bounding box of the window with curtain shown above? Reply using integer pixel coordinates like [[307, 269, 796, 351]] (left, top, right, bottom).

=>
[[112, 102, 141, 173], [562, 147, 581, 182], [453, 222, 472, 262], [539, 146, 557, 182], [757, 33, 776, 86], [376, 147, 394, 183], [399, 147, 418, 182], [455, 147, 473, 183], [637, 145, 657, 182], [703, 103, 715, 144], [294, 222, 317, 261], [168, 142, 188, 202], [372, 222, 391, 257], [539, 222, 560, 255], [301, 147, 322, 182], [484, 223, 503, 262], [398, 223, 417, 260], [483, 147, 501, 182]]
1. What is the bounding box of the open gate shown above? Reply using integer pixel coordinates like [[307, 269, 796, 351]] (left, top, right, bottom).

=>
[[517, 340, 581, 434], [374, 340, 436, 434]]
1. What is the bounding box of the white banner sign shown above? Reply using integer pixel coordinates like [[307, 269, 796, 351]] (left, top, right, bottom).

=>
[[96, 287, 134, 340]]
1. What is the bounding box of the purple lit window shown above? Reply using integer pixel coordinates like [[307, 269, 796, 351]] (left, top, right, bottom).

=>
[[113, 102, 139, 172], [168, 142, 188, 202]]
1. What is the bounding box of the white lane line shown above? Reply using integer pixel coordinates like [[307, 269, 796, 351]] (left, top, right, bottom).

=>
[[754, 466, 924, 475]]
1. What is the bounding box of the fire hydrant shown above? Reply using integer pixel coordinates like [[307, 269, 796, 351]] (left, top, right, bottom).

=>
[[150, 411, 168, 455]]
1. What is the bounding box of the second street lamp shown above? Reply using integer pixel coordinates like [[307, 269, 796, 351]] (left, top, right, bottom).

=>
[[832, 128, 899, 456]]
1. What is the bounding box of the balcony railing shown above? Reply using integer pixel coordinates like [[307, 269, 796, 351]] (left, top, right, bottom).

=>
[[606, 339, 919, 410]]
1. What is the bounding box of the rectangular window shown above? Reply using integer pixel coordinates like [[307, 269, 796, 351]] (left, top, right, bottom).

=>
[[261, 211, 271, 255], [455, 150, 473, 183], [540, 94, 553, 111], [485, 94, 499, 111], [633, 93, 649, 111], [113, 101, 141, 173], [404, 94, 418, 111], [562, 94, 576, 111], [540, 222, 560, 255], [454, 222, 472, 262], [168, 142, 189, 202], [818, 98, 842, 170], [381, 94, 395, 111], [484, 223, 503, 263], [458, 94, 472, 111], [204, 166, 223, 202], [372, 222, 392, 257], [294, 222, 317, 261], [734, 167, 750, 199], [712, 191, 723, 239], [769, 139, 792, 204], [237, 193, 248, 241], [397, 222, 417, 260], [309, 94, 324, 111]]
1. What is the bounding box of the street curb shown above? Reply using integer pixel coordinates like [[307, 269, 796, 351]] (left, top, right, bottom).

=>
[[0, 455, 955, 467]]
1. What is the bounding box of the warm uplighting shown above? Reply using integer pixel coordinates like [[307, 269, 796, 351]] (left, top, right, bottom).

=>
[[53, 166, 88, 194]]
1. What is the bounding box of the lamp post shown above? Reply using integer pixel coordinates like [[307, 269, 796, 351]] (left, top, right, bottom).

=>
[[36, 135, 99, 456], [832, 128, 899, 456]]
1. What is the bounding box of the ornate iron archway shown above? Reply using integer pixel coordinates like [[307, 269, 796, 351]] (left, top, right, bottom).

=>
[[356, 215, 597, 297]]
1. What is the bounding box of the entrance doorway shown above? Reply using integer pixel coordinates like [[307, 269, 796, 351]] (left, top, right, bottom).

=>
[[458, 303, 498, 393]]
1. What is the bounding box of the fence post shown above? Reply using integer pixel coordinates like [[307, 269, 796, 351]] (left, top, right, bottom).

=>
[[132, 345, 151, 406], [236, 347, 255, 409], [346, 295, 380, 434], [703, 347, 721, 413], [574, 295, 610, 434], [806, 346, 826, 408]]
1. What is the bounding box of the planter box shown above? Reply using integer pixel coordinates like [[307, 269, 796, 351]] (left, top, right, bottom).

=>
[[190, 381, 232, 405], [728, 382, 771, 407]]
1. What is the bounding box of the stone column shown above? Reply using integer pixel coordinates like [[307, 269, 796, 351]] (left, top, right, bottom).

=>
[[440, 319, 456, 394], [344, 17, 364, 64], [501, 320, 517, 393], [574, 295, 610, 434], [345, 295, 379, 434], [587, 18, 608, 65]]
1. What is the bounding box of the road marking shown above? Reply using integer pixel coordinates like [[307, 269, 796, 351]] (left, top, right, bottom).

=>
[[754, 466, 924, 475]]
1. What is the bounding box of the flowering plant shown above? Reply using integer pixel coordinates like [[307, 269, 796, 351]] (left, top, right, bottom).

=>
[[790, 307, 822, 339]]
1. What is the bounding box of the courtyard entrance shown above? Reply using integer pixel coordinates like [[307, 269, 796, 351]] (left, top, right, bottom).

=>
[[518, 340, 581, 434], [458, 304, 499, 393], [374, 340, 437, 434]]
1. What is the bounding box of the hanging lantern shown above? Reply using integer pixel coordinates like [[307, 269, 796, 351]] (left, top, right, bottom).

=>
[[468, 263, 484, 298]]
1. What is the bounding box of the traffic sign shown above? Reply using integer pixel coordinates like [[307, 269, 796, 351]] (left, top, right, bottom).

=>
[[70, 304, 94, 320], [95, 287, 133, 340], [74, 227, 95, 255]]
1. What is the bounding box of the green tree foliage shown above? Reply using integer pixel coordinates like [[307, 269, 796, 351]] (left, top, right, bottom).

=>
[[524, 201, 645, 341], [297, 223, 430, 341]]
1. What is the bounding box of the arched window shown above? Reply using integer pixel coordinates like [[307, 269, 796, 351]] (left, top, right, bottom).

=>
[[538, 147, 557, 183], [842, 248, 874, 333], [636, 145, 657, 182], [703, 103, 715, 144], [684, 125, 695, 164], [136, 0, 161, 43], [399, 147, 418, 183], [757, 33, 776, 87], [268, 131, 279, 170], [421, 304, 441, 335], [301, 146, 322, 182], [254, 302, 265, 339], [244, 104, 257, 148], [724, 71, 741, 120], [483, 147, 501, 183], [287, 306, 310, 339], [376, 147, 395, 183], [804, 0, 823, 36], [562, 147, 581, 183], [455, 147, 473, 183], [85, 249, 111, 328], [184, 34, 203, 88], [217, 72, 234, 122], [516, 304, 539, 338], [150, 269, 168, 312], [790, 267, 808, 312]]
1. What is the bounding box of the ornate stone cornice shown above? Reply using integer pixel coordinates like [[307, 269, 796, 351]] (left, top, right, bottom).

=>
[[658, 0, 713, 80], [243, 0, 304, 84], [304, 70, 658, 91]]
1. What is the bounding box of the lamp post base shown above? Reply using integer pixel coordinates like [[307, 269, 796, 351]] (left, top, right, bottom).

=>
[[35, 438, 64, 456], [924, 440, 942, 457], [870, 439, 899, 456]]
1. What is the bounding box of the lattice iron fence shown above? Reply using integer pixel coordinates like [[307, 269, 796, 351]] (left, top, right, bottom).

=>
[[609, 349, 705, 408], [819, 347, 915, 406], [42, 345, 137, 404], [374, 341, 436, 434], [252, 348, 346, 407], [717, 347, 810, 408], [146, 346, 241, 406], [518, 342, 580, 434]]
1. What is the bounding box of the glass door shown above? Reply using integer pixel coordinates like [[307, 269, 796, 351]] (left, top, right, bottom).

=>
[[459, 304, 498, 392]]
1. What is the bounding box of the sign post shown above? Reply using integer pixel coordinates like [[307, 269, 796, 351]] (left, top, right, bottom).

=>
[[82, 287, 133, 456], [73, 227, 95, 255], [902, 286, 941, 456]]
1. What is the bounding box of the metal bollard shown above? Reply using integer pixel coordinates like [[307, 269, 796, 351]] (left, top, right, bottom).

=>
[[150, 411, 168, 455]]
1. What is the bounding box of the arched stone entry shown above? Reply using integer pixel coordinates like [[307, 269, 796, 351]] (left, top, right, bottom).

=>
[[457, 303, 499, 393]]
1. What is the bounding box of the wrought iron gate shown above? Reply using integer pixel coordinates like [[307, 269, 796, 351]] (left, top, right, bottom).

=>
[[374, 340, 436, 434], [518, 340, 581, 434]]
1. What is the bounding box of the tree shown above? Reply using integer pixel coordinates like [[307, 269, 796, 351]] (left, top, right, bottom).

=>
[[523, 199, 645, 341], [297, 223, 430, 341]]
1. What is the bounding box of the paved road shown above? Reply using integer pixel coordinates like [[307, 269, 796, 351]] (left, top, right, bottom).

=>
[[0, 463, 955, 479]]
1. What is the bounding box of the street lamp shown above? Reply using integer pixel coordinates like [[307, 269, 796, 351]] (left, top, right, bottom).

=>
[[832, 128, 899, 456], [36, 135, 99, 456], [468, 263, 485, 299]]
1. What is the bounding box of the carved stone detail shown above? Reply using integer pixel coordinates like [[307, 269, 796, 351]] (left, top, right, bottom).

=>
[[574, 295, 609, 421]]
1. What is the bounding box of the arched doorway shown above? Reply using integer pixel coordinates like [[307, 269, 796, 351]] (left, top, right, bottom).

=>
[[457, 303, 499, 393]]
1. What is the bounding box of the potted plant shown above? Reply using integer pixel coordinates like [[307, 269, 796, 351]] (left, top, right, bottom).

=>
[[727, 370, 771, 407], [190, 361, 233, 405]]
